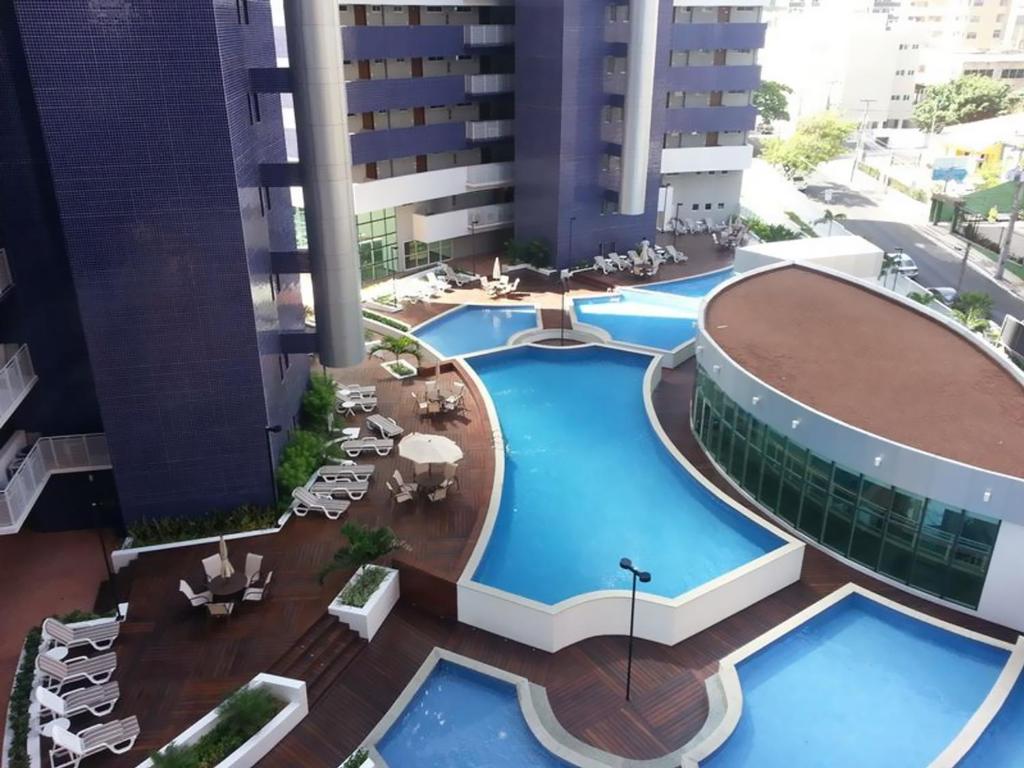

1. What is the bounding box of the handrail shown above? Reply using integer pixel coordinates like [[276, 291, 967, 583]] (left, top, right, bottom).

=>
[[0, 345, 36, 427]]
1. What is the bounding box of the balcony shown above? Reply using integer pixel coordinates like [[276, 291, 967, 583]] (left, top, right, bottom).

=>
[[661, 144, 754, 174], [601, 121, 624, 145], [0, 432, 112, 533], [0, 248, 12, 299], [0, 345, 37, 430], [464, 25, 514, 46], [664, 105, 758, 133], [465, 73, 514, 95], [466, 119, 514, 141], [670, 22, 767, 51], [412, 202, 513, 242], [352, 162, 513, 213], [466, 162, 515, 188], [666, 64, 761, 93], [603, 72, 627, 96]]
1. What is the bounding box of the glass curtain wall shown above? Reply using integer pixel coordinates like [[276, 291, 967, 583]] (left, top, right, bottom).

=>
[[404, 239, 453, 269], [692, 366, 1000, 608], [356, 208, 398, 284]]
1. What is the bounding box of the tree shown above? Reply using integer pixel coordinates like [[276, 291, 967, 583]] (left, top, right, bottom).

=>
[[319, 522, 408, 583], [913, 75, 1022, 132], [761, 112, 855, 179], [753, 80, 792, 126], [814, 209, 848, 236], [371, 335, 420, 364]]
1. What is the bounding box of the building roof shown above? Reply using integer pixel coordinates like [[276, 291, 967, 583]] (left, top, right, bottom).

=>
[[705, 265, 1024, 477], [939, 113, 1024, 152]]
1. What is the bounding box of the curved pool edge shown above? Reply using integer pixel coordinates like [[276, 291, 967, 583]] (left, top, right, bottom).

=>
[[567, 295, 698, 367], [635, 265, 736, 294], [680, 584, 1020, 767], [409, 302, 543, 361], [455, 342, 805, 653]]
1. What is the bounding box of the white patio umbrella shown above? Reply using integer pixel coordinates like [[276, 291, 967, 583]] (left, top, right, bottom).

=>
[[398, 433, 464, 466], [492, 256, 503, 280], [218, 535, 235, 578]]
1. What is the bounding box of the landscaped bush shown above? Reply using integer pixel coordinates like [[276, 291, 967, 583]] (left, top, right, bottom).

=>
[[505, 238, 552, 268], [362, 310, 410, 332], [784, 211, 818, 238], [744, 215, 800, 243], [339, 565, 390, 607], [301, 372, 336, 433], [276, 429, 327, 496], [149, 687, 285, 768], [342, 749, 369, 768], [319, 522, 407, 583], [127, 505, 280, 547]]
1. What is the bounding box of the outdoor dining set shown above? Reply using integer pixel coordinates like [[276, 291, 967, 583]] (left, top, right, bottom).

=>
[[178, 538, 271, 618], [410, 379, 466, 417]]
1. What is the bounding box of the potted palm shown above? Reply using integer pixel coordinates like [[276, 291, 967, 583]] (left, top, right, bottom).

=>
[[372, 335, 420, 380], [323, 523, 407, 641]]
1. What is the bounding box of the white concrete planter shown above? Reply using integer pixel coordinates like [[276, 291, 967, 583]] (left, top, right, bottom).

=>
[[328, 566, 399, 641], [110, 512, 291, 573], [380, 360, 418, 380], [337, 750, 375, 768], [135, 674, 307, 768]]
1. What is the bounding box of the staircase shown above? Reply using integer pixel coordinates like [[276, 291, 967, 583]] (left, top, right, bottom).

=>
[[270, 615, 366, 704]]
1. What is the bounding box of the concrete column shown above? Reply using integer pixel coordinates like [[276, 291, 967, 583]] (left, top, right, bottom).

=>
[[619, 0, 659, 215], [284, 0, 364, 368]]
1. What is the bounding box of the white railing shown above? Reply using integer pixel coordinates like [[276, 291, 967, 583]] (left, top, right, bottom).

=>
[[412, 203, 513, 243], [465, 73, 514, 95], [0, 434, 111, 531], [0, 248, 13, 297], [465, 162, 514, 188], [0, 345, 37, 429], [463, 24, 513, 45], [465, 119, 513, 141], [468, 202, 513, 230]]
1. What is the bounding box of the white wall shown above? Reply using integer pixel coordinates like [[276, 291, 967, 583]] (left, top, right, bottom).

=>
[[352, 162, 513, 214], [664, 171, 743, 223], [978, 520, 1024, 632], [733, 235, 883, 278], [661, 145, 753, 174]]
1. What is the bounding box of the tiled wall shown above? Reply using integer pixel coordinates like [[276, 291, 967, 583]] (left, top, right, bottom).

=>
[[11, 0, 305, 522]]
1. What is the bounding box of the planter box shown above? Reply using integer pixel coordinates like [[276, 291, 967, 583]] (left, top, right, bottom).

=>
[[328, 566, 399, 641], [337, 751, 375, 768], [135, 674, 307, 768], [380, 360, 418, 380]]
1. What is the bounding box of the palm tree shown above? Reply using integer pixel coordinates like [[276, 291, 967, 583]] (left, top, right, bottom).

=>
[[372, 334, 421, 365], [815, 208, 848, 236]]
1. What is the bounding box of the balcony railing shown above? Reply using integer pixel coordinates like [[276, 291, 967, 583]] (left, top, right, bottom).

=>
[[466, 162, 515, 188], [0, 249, 13, 298], [466, 119, 514, 141], [412, 202, 513, 243], [464, 24, 513, 46], [0, 345, 37, 430], [465, 73, 514, 95], [0, 433, 111, 532]]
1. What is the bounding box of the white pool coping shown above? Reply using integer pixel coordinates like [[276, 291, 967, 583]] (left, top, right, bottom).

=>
[[409, 302, 542, 363], [454, 342, 803, 652]]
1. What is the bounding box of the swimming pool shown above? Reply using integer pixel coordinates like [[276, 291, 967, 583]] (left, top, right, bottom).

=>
[[961, 668, 1024, 766], [375, 659, 574, 767], [703, 592, 1010, 768], [412, 305, 538, 358], [466, 345, 783, 604], [572, 270, 735, 351]]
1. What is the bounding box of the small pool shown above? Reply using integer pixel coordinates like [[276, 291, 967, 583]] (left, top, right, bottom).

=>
[[703, 593, 1010, 768], [961, 670, 1024, 766], [640, 268, 735, 298], [375, 660, 574, 767], [466, 345, 783, 604], [413, 305, 538, 358]]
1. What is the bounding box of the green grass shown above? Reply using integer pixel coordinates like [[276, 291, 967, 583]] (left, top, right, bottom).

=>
[[362, 310, 410, 332]]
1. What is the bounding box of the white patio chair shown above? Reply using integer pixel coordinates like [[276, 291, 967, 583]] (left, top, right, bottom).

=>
[[37, 651, 117, 692], [206, 602, 235, 618], [387, 480, 414, 504], [393, 469, 418, 494], [665, 244, 687, 263], [291, 487, 351, 520], [442, 462, 460, 490], [428, 482, 450, 502], [201, 554, 222, 582], [411, 391, 429, 417], [426, 272, 451, 292], [179, 580, 213, 608], [35, 682, 120, 720], [244, 553, 263, 586], [42, 617, 120, 652], [242, 571, 273, 603], [594, 255, 615, 274], [49, 716, 140, 768]]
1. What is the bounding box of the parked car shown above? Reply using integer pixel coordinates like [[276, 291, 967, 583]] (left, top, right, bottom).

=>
[[888, 252, 919, 278], [929, 286, 958, 305], [792, 175, 808, 191]]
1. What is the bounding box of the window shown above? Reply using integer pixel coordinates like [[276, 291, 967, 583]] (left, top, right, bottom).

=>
[[404, 238, 453, 268], [717, 202, 725, 209], [692, 203, 700, 211], [355, 208, 398, 284], [1002, 68, 1024, 78], [704, 203, 712, 210]]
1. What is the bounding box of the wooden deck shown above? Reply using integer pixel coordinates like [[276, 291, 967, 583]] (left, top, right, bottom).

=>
[[74, 341, 1016, 768]]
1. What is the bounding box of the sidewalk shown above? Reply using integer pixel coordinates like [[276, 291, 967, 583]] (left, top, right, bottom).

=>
[[920, 221, 1024, 301]]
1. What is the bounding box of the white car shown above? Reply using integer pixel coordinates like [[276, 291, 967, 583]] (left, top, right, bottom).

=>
[[889, 252, 919, 278]]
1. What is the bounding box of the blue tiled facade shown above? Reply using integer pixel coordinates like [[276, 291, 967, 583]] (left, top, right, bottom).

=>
[[6, 0, 306, 523]]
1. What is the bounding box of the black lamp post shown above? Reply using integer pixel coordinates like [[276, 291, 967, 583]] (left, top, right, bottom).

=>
[[470, 214, 480, 276], [265, 425, 282, 505], [619, 557, 651, 702]]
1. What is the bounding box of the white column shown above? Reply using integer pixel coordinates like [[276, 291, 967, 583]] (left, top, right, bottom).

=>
[[619, 0, 659, 215], [284, 0, 365, 367]]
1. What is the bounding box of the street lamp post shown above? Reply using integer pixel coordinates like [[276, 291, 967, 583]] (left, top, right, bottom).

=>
[[265, 425, 283, 506], [619, 557, 651, 702], [470, 215, 480, 276]]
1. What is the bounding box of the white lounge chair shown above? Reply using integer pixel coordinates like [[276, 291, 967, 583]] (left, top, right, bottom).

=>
[[37, 651, 117, 692], [42, 617, 120, 652], [206, 602, 234, 618], [242, 570, 273, 603], [179, 580, 213, 608], [339, 437, 394, 457], [665, 244, 687, 263], [337, 396, 378, 416], [504, 277, 520, 295], [387, 480, 414, 504], [244, 553, 263, 586], [426, 272, 451, 293], [291, 487, 351, 520], [593, 255, 615, 274], [392, 469, 418, 494], [309, 480, 370, 501], [49, 716, 140, 768], [317, 464, 375, 482], [609, 252, 630, 270], [366, 414, 404, 439], [336, 384, 376, 399], [35, 682, 120, 720], [441, 264, 477, 287]]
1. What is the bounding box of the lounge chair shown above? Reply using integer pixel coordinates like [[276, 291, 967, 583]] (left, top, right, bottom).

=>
[[37, 651, 117, 692], [504, 277, 520, 295], [35, 682, 121, 720], [242, 571, 273, 603], [426, 272, 451, 293], [593, 255, 615, 274], [392, 469, 418, 494], [317, 464, 375, 482], [309, 479, 370, 501], [201, 554, 223, 582], [336, 384, 375, 399], [244, 553, 263, 586], [337, 396, 378, 416], [291, 487, 351, 520], [442, 264, 477, 287], [206, 602, 235, 618], [628, 249, 643, 265], [609, 252, 631, 270], [366, 414, 404, 439], [49, 716, 140, 768], [179, 580, 213, 608], [387, 480, 414, 504], [338, 436, 394, 457], [42, 617, 120, 652], [480, 276, 500, 296], [665, 244, 687, 263]]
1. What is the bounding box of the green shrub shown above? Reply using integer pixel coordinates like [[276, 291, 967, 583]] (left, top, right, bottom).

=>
[[362, 310, 410, 332], [302, 372, 336, 433], [744, 215, 800, 243], [6, 628, 41, 768], [128, 505, 280, 547], [319, 522, 407, 583], [952, 291, 994, 318], [276, 429, 327, 496], [784, 210, 818, 238], [339, 565, 390, 607], [908, 291, 935, 306], [343, 748, 370, 768], [371, 335, 421, 363]]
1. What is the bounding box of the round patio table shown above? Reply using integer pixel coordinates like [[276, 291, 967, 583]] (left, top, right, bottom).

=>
[[208, 572, 247, 597]]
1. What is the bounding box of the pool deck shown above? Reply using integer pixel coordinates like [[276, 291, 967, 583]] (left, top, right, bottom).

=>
[[28, 301, 1021, 768]]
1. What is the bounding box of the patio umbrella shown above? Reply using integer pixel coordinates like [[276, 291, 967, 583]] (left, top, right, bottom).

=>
[[218, 536, 235, 578], [492, 257, 502, 280], [398, 433, 464, 466]]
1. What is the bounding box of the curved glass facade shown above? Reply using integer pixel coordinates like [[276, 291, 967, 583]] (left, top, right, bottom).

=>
[[692, 367, 1000, 608]]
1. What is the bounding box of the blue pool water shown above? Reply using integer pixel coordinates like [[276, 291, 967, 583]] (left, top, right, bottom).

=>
[[467, 345, 783, 604], [961, 669, 1024, 766], [413, 305, 538, 358], [703, 594, 1009, 768], [375, 661, 573, 767], [572, 270, 734, 351]]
